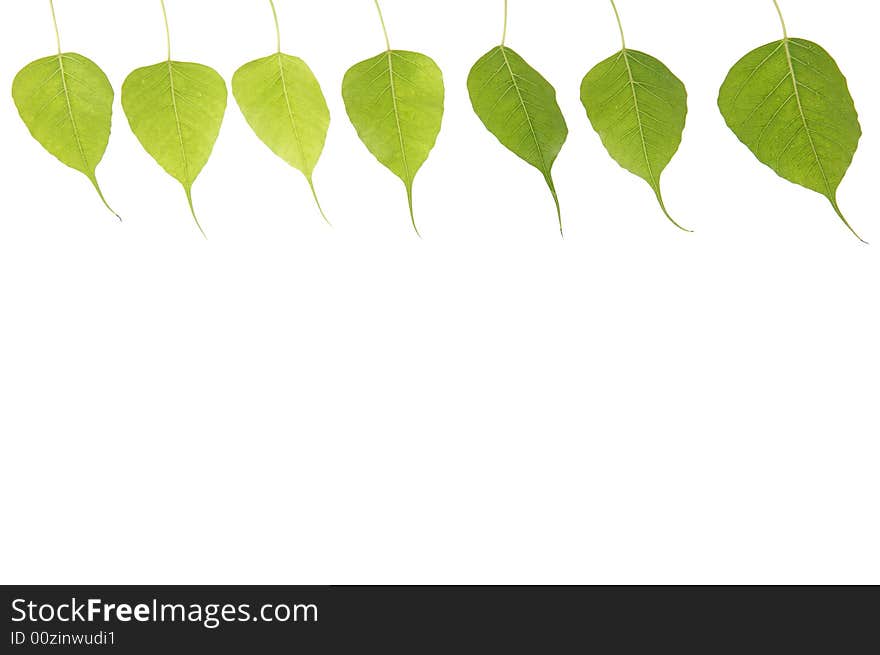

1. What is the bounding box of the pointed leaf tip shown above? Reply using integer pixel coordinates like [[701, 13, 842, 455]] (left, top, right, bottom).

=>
[[654, 188, 692, 233], [307, 177, 332, 227], [185, 188, 208, 240], [831, 199, 867, 245], [406, 184, 422, 238]]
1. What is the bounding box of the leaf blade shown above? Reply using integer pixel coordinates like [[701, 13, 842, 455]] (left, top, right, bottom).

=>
[[342, 50, 445, 235], [121, 60, 227, 234], [12, 52, 117, 216], [581, 49, 689, 231], [467, 46, 568, 234], [718, 38, 863, 241], [232, 53, 331, 222]]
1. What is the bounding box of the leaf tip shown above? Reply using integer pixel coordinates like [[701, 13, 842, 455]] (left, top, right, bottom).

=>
[[406, 183, 422, 238], [89, 175, 122, 222], [654, 188, 692, 233], [830, 198, 868, 245], [307, 177, 332, 227], [544, 174, 564, 237], [185, 186, 209, 240]]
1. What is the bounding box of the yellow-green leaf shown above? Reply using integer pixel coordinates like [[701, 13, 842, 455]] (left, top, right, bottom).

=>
[[233, 54, 330, 224], [13, 53, 118, 217], [343, 50, 444, 235], [122, 61, 227, 236]]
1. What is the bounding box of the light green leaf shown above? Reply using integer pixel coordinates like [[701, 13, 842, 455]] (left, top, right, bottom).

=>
[[13, 52, 118, 217], [581, 50, 689, 231], [468, 46, 568, 234], [719, 38, 863, 242], [233, 54, 330, 224], [233, 1, 331, 225], [342, 50, 444, 235], [122, 61, 227, 236], [13, 1, 118, 219]]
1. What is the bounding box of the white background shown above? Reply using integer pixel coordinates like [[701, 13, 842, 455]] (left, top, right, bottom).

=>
[[1, 0, 878, 584]]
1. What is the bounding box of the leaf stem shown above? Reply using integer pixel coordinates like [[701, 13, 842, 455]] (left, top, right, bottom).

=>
[[268, 0, 282, 53], [772, 0, 788, 39], [48, 0, 62, 54], [610, 0, 626, 50], [160, 0, 172, 61], [501, 0, 508, 46], [373, 0, 391, 51]]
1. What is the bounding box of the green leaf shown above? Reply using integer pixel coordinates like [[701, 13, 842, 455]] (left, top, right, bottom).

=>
[[122, 61, 227, 236], [581, 49, 689, 231], [468, 46, 568, 234], [12, 53, 118, 217], [233, 54, 330, 224], [719, 38, 863, 241], [233, 0, 332, 225], [342, 50, 444, 235]]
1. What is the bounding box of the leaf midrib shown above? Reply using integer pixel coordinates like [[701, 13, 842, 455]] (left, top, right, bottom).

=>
[[57, 53, 90, 175], [276, 53, 308, 174], [499, 46, 548, 177], [621, 48, 658, 194], [385, 50, 411, 187], [782, 38, 833, 200], [166, 60, 191, 187]]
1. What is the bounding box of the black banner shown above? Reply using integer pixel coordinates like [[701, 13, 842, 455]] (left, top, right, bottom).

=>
[[1, 586, 876, 652]]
